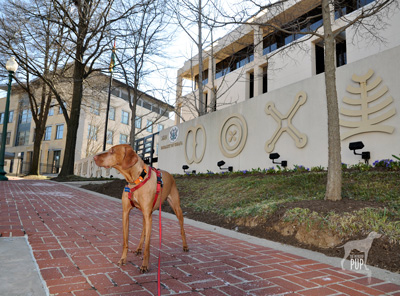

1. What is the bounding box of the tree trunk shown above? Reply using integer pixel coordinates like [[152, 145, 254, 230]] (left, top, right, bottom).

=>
[[59, 60, 84, 177], [322, 0, 342, 201], [29, 127, 44, 175]]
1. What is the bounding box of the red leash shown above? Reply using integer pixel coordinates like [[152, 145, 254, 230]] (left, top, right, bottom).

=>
[[154, 169, 163, 295], [125, 167, 163, 295]]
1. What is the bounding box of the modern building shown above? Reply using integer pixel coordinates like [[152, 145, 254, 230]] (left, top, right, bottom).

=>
[[0, 71, 174, 175], [155, 0, 400, 174], [175, 0, 400, 123]]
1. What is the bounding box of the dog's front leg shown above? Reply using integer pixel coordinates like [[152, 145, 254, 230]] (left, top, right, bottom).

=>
[[140, 212, 152, 273], [135, 216, 146, 255], [118, 199, 132, 266]]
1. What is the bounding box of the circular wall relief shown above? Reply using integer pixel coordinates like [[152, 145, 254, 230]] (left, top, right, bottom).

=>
[[219, 113, 248, 158]]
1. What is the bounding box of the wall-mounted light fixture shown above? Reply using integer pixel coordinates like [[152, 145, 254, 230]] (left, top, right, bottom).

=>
[[182, 165, 196, 174], [217, 160, 233, 172], [349, 141, 370, 164], [269, 153, 288, 168]]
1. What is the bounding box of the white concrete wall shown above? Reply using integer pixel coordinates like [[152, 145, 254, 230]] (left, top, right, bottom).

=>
[[159, 45, 400, 174]]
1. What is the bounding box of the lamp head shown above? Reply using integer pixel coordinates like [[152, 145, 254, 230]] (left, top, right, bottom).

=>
[[349, 141, 364, 150], [6, 57, 18, 73], [217, 160, 225, 167], [269, 153, 280, 160]]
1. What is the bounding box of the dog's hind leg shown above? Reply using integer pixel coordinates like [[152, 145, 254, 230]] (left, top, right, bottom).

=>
[[167, 184, 189, 252]]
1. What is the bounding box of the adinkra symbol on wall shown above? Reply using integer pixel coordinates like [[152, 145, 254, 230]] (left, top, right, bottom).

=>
[[340, 69, 396, 140], [265, 91, 308, 153]]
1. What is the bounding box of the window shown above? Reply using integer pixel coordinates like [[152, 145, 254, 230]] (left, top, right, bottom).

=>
[[157, 124, 164, 132], [121, 110, 129, 124], [249, 72, 254, 99], [146, 120, 153, 133], [44, 126, 52, 141], [315, 36, 347, 74], [8, 111, 14, 123], [87, 125, 98, 141], [49, 108, 54, 116], [215, 45, 255, 80], [109, 106, 115, 121], [263, 67, 268, 94], [90, 100, 100, 115], [0, 111, 14, 124], [195, 69, 209, 89], [56, 124, 64, 140], [135, 116, 142, 129], [59, 102, 66, 114], [335, 0, 375, 19], [107, 130, 113, 144], [143, 101, 152, 111], [0, 132, 11, 145], [315, 43, 325, 75], [21, 109, 32, 123], [120, 134, 128, 144], [336, 39, 347, 67], [16, 131, 30, 146]]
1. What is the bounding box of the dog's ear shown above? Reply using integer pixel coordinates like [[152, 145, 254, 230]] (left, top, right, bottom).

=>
[[121, 145, 138, 169]]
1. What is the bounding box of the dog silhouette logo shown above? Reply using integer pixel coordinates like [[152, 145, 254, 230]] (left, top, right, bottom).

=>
[[338, 231, 382, 270]]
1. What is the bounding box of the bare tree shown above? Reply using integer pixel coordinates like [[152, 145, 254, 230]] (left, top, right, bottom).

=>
[[0, 0, 69, 175], [115, 0, 173, 145], [48, 0, 140, 177]]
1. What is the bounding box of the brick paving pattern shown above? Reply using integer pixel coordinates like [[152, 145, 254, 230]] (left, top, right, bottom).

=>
[[1, 180, 400, 295]]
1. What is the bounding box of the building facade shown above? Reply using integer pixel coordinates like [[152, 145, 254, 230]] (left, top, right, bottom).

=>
[[0, 72, 174, 176], [175, 0, 400, 122], [156, 0, 400, 174]]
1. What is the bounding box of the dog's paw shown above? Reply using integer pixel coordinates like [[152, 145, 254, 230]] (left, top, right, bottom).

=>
[[135, 249, 142, 255], [183, 246, 189, 252], [118, 258, 127, 266], [140, 265, 149, 273]]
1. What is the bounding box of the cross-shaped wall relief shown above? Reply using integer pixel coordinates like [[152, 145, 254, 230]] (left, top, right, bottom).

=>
[[265, 91, 308, 153]]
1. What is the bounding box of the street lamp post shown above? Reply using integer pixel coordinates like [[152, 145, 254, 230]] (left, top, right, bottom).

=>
[[0, 57, 18, 181]]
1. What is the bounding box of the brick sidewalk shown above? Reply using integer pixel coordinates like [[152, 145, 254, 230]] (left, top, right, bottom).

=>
[[1, 180, 399, 296]]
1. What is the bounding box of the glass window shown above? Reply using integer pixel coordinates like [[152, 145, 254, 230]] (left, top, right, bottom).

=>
[[56, 124, 64, 139], [135, 116, 142, 129], [157, 124, 164, 132], [87, 125, 98, 141], [146, 120, 153, 133], [120, 134, 128, 144], [0, 132, 11, 145], [16, 131, 30, 146], [109, 106, 115, 121], [44, 126, 52, 141], [121, 110, 129, 124], [90, 100, 100, 115], [21, 109, 32, 123], [107, 130, 113, 144]]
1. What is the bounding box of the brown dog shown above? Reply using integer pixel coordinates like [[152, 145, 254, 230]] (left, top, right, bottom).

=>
[[93, 144, 188, 272]]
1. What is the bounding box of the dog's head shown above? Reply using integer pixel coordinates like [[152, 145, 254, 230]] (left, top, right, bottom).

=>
[[368, 231, 382, 239], [94, 144, 139, 170]]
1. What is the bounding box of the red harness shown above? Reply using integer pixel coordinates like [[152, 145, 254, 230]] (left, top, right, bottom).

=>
[[125, 167, 163, 209]]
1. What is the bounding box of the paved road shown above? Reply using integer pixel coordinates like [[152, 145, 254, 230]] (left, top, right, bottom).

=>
[[1, 180, 399, 295]]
